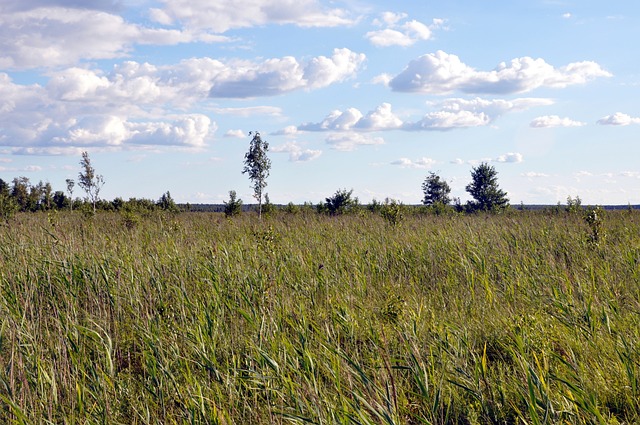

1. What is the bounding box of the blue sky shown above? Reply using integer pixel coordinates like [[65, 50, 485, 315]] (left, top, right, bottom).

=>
[[0, 0, 639, 205]]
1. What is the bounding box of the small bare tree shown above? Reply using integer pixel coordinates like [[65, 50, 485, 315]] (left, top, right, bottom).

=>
[[78, 151, 104, 213]]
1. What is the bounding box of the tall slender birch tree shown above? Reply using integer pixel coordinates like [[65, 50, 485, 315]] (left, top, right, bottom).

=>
[[242, 132, 271, 219]]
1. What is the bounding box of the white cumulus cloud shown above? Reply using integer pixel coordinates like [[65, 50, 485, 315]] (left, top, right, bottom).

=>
[[409, 98, 553, 130], [325, 133, 384, 151], [299, 103, 402, 132], [50, 115, 213, 148], [128, 115, 213, 147], [530, 115, 586, 128], [522, 172, 549, 178], [0, 46, 367, 153], [391, 157, 437, 169], [355, 103, 404, 130], [0, 72, 216, 152], [495, 152, 523, 163], [366, 13, 442, 47], [407, 110, 490, 130], [597, 112, 640, 126], [224, 129, 246, 138], [374, 12, 407, 26], [299, 97, 553, 133], [272, 126, 300, 137], [0, 6, 226, 69], [387, 50, 611, 94], [300, 108, 364, 131], [47, 68, 112, 101], [209, 48, 366, 98], [271, 141, 322, 162], [152, 0, 354, 33], [212, 106, 283, 117]]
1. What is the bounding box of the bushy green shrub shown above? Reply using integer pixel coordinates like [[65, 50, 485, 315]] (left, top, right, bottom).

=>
[[224, 190, 243, 217], [322, 188, 357, 215]]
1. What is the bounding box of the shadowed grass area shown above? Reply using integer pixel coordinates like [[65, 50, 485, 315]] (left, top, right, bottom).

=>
[[1, 210, 639, 424]]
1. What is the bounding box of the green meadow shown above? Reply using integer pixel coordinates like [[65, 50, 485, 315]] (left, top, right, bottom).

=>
[[1, 209, 640, 424]]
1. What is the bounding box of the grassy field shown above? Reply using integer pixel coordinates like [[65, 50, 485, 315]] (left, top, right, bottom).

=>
[[1, 209, 639, 424]]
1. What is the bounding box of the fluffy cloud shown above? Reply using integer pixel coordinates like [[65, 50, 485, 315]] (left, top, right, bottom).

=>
[[57, 115, 128, 146], [355, 103, 404, 130], [299, 98, 552, 132], [405, 97, 553, 130], [271, 141, 322, 162], [272, 126, 300, 136], [366, 13, 441, 47], [47, 68, 113, 101], [438, 97, 553, 113], [212, 106, 283, 117], [208, 49, 366, 98], [300, 103, 401, 132], [224, 129, 246, 138], [373, 12, 407, 26], [495, 152, 523, 163], [407, 110, 490, 130], [530, 115, 586, 128], [0, 6, 224, 69], [127, 115, 212, 147], [522, 172, 549, 178], [151, 0, 354, 33], [0, 0, 120, 12], [44, 63, 185, 111], [1, 46, 365, 153], [387, 50, 611, 94], [0, 72, 215, 152], [0, 47, 366, 146], [597, 112, 640, 126], [325, 133, 384, 151], [43, 50, 365, 103], [0, 164, 45, 173], [50, 115, 213, 148], [300, 108, 364, 131], [391, 157, 437, 169]]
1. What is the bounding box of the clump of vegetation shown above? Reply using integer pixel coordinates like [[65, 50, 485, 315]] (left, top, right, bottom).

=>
[[0, 192, 17, 223], [320, 188, 358, 215], [567, 195, 582, 213], [224, 190, 243, 217], [157, 191, 179, 212], [422, 171, 452, 206], [380, 198, 405, 227], [260, 193, 275, 216], [121, 209, 140, 229], [585, 205, 605, 245], [465, 162, 509, 212], [284, 201, 299, 214]]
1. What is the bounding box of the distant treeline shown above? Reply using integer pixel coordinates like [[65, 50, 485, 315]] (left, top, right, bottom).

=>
[[0, 176, 635, 218], [0, 176, 179, 214], [185, 203, 638, 213]]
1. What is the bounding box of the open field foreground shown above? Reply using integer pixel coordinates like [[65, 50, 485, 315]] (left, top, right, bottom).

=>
[[1, 210, 640, 424]]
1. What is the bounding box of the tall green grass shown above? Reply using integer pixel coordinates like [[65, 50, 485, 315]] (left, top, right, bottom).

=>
[[0, 210, 639, 424]]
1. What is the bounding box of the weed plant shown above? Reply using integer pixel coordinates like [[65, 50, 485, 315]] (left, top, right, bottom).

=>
[[1, 210, 639, 424]]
